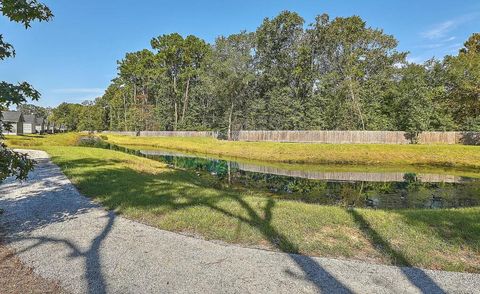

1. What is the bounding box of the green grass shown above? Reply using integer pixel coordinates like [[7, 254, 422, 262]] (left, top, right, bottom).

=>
[[5, 133, 82, 147], [3, 133, 480, 272], [104, 134, 480, 170]]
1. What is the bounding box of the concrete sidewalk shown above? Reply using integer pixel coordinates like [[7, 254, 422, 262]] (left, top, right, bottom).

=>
[[0, 150, 478, 293]]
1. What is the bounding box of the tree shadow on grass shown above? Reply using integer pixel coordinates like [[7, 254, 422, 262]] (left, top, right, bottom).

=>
[[348, 209, 446, 294], [204, 196, 353, 292], [396, 209, 480, 254], [49, 155, 354, 293]]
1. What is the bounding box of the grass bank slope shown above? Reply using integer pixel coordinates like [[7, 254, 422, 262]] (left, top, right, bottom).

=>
[[32, 146, 480, 272], [105, 135, 480, 170]]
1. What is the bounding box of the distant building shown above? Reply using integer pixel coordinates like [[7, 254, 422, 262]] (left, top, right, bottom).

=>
[[23, 114, 37, 134], [35, 117, 46, 134], [1, 111, 24, 135]]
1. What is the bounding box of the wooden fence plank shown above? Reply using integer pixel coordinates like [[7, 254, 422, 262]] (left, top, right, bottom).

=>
[[101, 130, 480, 145], [235, 130, 479, 144]]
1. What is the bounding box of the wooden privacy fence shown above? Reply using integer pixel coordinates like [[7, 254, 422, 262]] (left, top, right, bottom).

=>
[[101, 131, 138, 136], [234, 130, 480, 145], [100, 130, 480, 145], [139, 131, 219, 137]]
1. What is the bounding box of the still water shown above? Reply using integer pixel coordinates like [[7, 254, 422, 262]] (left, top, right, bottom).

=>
[[104, 143, 480, 210]]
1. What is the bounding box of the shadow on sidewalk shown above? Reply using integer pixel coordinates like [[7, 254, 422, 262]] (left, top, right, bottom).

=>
[[0, 157, 114, 294]]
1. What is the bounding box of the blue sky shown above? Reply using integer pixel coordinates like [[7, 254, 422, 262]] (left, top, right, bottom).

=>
[[1, 0, 479, 107]]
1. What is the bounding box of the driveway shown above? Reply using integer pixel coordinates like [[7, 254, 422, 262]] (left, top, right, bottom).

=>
[[0, 150, 479, 293]]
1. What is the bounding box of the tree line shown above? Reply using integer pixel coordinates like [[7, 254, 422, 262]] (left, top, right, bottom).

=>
[[43, 11, 480, 138]]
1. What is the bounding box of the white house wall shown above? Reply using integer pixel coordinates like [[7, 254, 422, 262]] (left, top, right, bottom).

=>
[[23, 123, 35, 134]]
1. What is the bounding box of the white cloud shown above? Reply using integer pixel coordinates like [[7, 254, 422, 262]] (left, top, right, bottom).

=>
[[52, 88, 105, 94], [442, 36, 456, 42], [421, 13, 477, 40], [421, 20, 456, 39], [418, 43, 444, 49], [416, 14, 477, 54]]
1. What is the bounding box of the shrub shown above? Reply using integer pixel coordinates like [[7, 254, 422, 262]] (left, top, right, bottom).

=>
[[76, 136, 110, 148]]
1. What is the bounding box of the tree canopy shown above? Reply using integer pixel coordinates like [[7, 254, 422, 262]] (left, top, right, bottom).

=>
[[39, 11, 480, 137]]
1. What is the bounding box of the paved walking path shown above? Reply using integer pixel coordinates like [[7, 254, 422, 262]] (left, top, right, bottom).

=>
[[0, 150, 479, 294]]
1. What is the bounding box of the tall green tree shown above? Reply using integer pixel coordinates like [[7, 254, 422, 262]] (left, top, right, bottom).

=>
[[50, 103, 82, 131], [443, 33, 480, 130], [307, 14, 406, 130], [117, 49, 155, 130], [150, 34, 210, 130], [76, 100, 108, 132], [0, 0, 53, 182], [253, 11, 305, 130], [211, 32, 255, 139], [393, 64, 435, 142]]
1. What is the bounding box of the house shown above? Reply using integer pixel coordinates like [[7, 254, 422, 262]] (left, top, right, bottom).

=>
[[23, 114, 37, 134], [35, 117, 46, 134], [1, 111, 24, 135]]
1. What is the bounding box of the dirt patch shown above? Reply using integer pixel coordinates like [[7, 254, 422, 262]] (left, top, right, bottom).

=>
[[0, 240, 65, 294]]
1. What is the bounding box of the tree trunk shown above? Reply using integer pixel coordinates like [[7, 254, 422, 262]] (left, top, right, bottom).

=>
[[174, 102, 178, 131], [123, 93, 127, 131], [133, 84, 137, 104], [227, 101, 234, 140], [116, 108, 120, 130], [348, 77, 365, 130], [173, 76, 178, 131], [181, 77, 190, 123]]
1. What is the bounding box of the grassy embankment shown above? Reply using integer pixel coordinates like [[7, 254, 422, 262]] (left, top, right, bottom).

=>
[[4, 133, 480, 272], [105, 134, 480, 170]]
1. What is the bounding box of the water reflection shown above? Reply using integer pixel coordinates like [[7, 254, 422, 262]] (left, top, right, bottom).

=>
[[105, 144, 480, 210]]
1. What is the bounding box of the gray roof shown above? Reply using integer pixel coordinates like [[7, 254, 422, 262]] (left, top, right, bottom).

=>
[[1, 111, 23, 123], [24, 114, 37, 124]]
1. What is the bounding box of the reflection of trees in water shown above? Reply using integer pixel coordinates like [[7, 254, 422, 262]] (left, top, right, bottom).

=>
[[161, 155, 480, 209], [106, 144, 480, 209]]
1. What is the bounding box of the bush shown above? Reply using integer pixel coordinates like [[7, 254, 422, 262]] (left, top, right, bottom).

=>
[[76, 136, 110, 148]]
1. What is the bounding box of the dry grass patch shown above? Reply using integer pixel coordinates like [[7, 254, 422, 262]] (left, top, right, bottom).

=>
[[0, 239, 65, 294]]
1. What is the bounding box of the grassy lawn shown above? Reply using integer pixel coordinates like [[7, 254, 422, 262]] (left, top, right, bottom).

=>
[[3, 133, 480, 272], [104, 134, 480, 170], [5, 133, 82, 147]]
